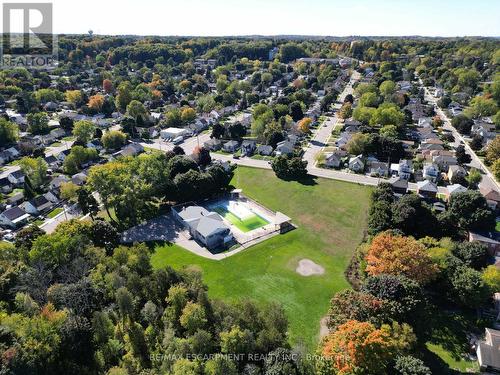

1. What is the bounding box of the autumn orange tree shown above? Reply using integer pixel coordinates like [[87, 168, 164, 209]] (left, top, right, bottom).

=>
[[319, 320, 415, 375], [297, 117, 312, 134], [88, 94, 105, 112], [365, 231, 438, 284]]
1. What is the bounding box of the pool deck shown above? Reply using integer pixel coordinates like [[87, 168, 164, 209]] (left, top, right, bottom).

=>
[[121, 198, 294, 260]]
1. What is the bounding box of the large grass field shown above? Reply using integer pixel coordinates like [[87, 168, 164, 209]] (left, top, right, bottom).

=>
[[151, 166, 371, 350]]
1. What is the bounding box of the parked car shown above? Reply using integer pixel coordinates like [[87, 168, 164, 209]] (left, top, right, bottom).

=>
[[173, 136, 184, 145]]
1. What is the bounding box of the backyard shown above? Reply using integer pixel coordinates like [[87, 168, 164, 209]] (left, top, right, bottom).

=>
[[151, 166, 372, 350]]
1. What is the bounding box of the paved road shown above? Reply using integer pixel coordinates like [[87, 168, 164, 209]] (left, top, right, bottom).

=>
[[303, 71, 360, 167], [419, 78, 499, 193]]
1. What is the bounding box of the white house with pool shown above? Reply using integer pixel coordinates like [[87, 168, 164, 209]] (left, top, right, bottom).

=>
[[172, 192, 293, 251]]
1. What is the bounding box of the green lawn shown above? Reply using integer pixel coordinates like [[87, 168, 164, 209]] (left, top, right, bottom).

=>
[[211, 206, 268, 232], [47, 207, 63, 219], [496, 221, 500, 232], [151, 166, 371, 350], [423, 308, 480, 373]]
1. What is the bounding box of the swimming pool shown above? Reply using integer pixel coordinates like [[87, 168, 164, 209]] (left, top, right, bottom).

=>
[[210, 200, 270, 232]]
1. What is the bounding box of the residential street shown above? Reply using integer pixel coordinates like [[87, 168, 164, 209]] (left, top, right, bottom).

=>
[[302, 70, 360, 167], [419, 78, 499, 193]]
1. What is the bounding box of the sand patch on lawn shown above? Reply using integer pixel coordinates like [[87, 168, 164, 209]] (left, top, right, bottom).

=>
[[295, 259, 325, 276]]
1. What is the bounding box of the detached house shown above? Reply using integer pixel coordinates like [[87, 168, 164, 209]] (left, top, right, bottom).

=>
[[448, 165, 466, 181], [7, 170, 25, 186], [417, 180, 438, 199], [223, 141, 240, 153], [173, 205, 233, 250], [275, 141, 294, 156], [204, 139, 222, 151], [22, 195, 53, 215], [390, 159, 413, 180], [256, 145, 273, 156], [241, 140, 256, 156], [349, 155, 364, 173], [423, 163, 440, 183], [325, 153, 342, 169], [433, 155, 457, 172], [0, 206, 30, 228]]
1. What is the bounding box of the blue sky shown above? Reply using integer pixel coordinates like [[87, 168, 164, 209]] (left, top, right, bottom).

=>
[[7, 0, 500, 36]]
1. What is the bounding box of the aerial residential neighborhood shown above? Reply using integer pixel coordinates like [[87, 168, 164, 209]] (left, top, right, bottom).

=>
[[0, 1, 499, 374]]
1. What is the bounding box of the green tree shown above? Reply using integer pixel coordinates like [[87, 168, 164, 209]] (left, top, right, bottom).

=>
[[448, 191, 495, 232], [27, 112, 49, 135], [73, 120, 96, 144], [0, 118, 18, 146], [126, 100, 147, 123], [115, 81, 133, 111], [102, 130, 127, 150], [179, 302, 207, 334], [18, 157, 48, 190], [379, 80, 396, 99]]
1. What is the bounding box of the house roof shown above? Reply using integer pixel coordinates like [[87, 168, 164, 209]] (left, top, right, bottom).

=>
[[29, 195, 50, 209], [1, 206, 28, 221], [389, 177, 408, 189], [477, 328, 500, 370], [447, 184, 467, 195], [417, 180, 438, 192], [9, 170, 24, 179]]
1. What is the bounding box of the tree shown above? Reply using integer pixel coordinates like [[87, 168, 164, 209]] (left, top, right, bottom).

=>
[[338, 103, 353, 120], [115, 81, 133, 111], [297, 117, 312, 134], [466, 168, 482, 188], [482, 265, 500, 294], [59, 116, 74, 131], [204, 357, 238, 375], [379, 125, 398, 139], [319, 320, 415, 375], [485, 135, 500, 165], [272, 156, 307, 180], [359, 92, 379, 108], [362, 274, 424, 322], [448, 191, 495, 232], [88, 94, 105, 112], [89, 219, 119, 254], [27, 112, 49, 135], [0, 118, 18, 146], [326, 290, 386, 331], [451, 114, 473, 135], [63, 90, 83, 108], [449, 265, 488, 307], [78, 188, 99, 219], [126, 100, 147, 123], [346, 133, 369, 155], [192, 146, 211, 167], [102, 130, 127, 150], [465, 96, 498, 118], [365, 232, 438, 284], [393, 355, 431, 375], [219, 325, 255, 354], [453, 242, 489, 270], [289, 101, 304, 121], [181, 107, 196, 124], [73, 120, 96, 144], [470, 135, 483, 151], [63, 146, 98, 174], [180, 302, 207, 334], [370, 104, 404, 126], [102, 79, 113, 94], [60, 181, 80, 202], [18, 157, 48, 190], [455, 145, 471, 165], [210, 123, 224, 139], [196, 94, 216, 113], [492, 159, 500, 182], [379, 80, 396, 99], [391, 194, 438, 238], [116, 287, 134, 320]]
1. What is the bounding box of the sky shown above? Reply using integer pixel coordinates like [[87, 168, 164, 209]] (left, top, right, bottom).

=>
[[3, 0, 500, 37]]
